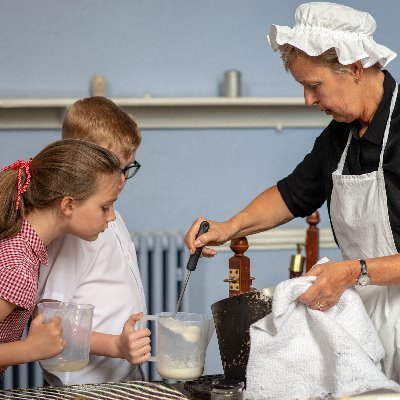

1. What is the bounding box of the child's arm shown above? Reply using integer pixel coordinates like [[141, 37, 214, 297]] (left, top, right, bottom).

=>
[[0, 298, 16, 321], [90, 313, 151, 364], [0, 299, 65, 368]]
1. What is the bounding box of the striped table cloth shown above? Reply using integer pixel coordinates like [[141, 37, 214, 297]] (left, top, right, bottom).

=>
[[0, 381, 190, 399]]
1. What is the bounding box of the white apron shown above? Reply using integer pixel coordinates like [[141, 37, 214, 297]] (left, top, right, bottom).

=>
[[330, 84, 400, 382]]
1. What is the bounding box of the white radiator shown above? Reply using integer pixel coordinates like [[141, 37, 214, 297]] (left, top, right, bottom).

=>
[[0, 232, 188, 389], [134, 232, 189, 316]]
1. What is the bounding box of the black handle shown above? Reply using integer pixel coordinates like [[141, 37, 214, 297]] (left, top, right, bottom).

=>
[[186, 221, 210, 271]]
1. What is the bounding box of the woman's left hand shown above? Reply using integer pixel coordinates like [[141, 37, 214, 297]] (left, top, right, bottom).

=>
[[297, 260, 358, 311]]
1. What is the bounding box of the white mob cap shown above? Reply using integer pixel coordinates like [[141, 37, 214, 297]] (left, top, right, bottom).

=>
[[268, 2, 396, 68]]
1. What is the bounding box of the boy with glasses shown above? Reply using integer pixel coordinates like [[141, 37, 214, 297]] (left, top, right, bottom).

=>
[[38, 97, 150, 386]]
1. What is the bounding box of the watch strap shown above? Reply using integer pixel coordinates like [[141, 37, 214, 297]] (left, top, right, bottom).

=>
[[357, 259, 371, 286], [359, 259, 368, 274]]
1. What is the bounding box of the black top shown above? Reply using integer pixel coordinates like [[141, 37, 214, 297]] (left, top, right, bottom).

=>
[[277, 71, 400, 251]]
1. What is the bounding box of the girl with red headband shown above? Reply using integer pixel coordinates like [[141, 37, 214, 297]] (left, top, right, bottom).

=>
[[0, 139, 121, 376]]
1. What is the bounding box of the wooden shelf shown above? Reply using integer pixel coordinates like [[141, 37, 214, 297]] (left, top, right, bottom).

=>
[[0, 97, 331, 130]]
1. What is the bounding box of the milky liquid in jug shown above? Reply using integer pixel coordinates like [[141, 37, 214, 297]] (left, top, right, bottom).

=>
[[149, 312, 214, 380], [38, 302, 94, 372], [157, 316, 203, 379]]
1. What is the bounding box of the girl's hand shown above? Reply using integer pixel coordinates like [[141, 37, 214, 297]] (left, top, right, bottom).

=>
[[24, 314, 65, 361]]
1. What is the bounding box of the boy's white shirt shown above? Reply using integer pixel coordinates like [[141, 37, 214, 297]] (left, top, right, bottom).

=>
[[38, 210, 147, 385]]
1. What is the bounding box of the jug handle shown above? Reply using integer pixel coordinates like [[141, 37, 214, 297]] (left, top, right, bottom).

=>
[[146, 315, 156, 362]]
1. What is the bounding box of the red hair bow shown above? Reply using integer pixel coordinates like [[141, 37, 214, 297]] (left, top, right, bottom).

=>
[[2, 159, 32, 210]]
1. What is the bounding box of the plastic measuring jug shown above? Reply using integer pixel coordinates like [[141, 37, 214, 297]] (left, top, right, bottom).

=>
[[38, 302, 94, 372], [148, 312, 214, 380]]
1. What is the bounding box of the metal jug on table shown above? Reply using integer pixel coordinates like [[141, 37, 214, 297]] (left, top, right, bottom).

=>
[[211, 289, 273, 383]]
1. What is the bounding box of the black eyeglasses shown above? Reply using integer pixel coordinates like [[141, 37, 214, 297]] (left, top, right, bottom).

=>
[[121, 160, 141, 180]]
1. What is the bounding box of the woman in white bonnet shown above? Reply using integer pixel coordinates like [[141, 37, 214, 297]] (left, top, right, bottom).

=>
[[185, 2, 400, 382]]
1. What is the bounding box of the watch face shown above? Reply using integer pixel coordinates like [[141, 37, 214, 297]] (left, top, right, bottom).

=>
[[358, 274, 371, 286]]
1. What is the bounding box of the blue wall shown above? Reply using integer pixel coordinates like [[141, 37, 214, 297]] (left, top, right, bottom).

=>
[[1, 0, 398, 377], [1, 0, 399, 98]]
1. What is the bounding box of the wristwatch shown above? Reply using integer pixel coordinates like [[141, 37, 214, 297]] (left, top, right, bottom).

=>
[[357, 259, 371, 286]]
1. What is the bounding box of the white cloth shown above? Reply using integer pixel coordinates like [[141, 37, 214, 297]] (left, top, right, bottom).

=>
[[38, 211, 147, 385], [246, 276, 400, 400], [330, 83, 400, 382], [268, 2, 396, 68]]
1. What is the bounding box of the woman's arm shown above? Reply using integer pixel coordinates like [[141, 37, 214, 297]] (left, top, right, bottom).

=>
[[229, 185, 295, 238], [298, 254, 400, 310], [185, 185, 294, 256]]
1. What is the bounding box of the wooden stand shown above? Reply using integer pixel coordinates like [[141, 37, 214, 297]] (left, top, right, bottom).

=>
[[226, 237, 252, 297], [288, 211, 320, 278], [305, 211, 320, 273], [226, 211, 321, 294]]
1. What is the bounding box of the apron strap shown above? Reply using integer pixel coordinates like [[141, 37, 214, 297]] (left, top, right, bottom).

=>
[[335, 131, 352, 174], [335, 83, 399, 174], [379, 84, 399, 168]]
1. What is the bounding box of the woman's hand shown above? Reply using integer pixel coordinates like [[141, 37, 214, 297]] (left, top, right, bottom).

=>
[[116, 313, 151, 364], [184, 217, 236, 257], [24, 313, 65, 361], [297, 260, 359, 311]]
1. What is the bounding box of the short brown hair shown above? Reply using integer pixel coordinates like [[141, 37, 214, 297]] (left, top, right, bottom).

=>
[[0, 139, 120, 239], [62, 97, 141, 159]]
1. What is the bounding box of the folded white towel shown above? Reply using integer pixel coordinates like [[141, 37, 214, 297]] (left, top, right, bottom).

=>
[[246, 274, 400, 400]]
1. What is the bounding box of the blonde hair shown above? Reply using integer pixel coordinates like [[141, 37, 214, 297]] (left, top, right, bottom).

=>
[[278, 44, 348, 73], [0, 139, 120, 239], [62, 97, 141, 159], [278, 44, 381, 75]]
